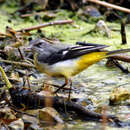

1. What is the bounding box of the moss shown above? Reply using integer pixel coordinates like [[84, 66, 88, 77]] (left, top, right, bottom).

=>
[[0, 5, 129, 48], [0, 4, 130, 129]]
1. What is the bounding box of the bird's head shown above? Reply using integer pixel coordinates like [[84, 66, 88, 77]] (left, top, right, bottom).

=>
[[26, 39, 49, 54]]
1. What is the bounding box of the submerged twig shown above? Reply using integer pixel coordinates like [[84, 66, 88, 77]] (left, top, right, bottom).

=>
[[17, 20, 73, 32], [106, 58, 129, 73], [9, 87, 122, 126], [112, 60, 129, 73], [44, 82, 74, 91]]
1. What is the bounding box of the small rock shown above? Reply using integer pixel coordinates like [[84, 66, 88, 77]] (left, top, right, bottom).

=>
[[0, 107, 16, 120], [22, 114, 40, 130], [8, 118, 24, 130], [85, 20, 111, 37], [29, 124, 43, 130], [38, 107, 64, 125], [83, 6, 101, 18], [77, 6, 102, 22], [22, 114, 39, 125], [95, 20, 111, 37], [109, 86, 130, 105]]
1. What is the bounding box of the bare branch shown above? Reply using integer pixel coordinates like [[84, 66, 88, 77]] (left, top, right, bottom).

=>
[[17, 20, 74, 32]]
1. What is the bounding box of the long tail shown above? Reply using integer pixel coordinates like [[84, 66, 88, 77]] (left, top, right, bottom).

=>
[[106, 48, 130, 56]]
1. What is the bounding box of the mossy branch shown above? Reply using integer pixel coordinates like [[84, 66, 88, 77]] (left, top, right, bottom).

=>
[[0, 66, 12, 89]]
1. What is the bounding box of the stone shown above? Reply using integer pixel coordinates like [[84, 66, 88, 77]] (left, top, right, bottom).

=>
[[38, 107, 64, 125], [8, 118, 24, 130]]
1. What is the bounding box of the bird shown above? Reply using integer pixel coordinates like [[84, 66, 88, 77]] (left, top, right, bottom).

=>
[[28, 39, 130, 98]]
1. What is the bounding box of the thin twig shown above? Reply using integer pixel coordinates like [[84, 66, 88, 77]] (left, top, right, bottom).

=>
[[21, 12, 42, 17], [18, 48, 25, 60], [86, 0, 130, 13], [20, 11, 52, 18], [17, 20, 73, 32], [0, 59, 35, 68], [106, 58, 129, 74], [110, 54, 130, 63], [43, 82, 74, 91]]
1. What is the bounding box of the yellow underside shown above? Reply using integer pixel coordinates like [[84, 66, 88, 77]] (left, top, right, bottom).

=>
[[34, 51, 108, 78], [75, 52, 108, 75]]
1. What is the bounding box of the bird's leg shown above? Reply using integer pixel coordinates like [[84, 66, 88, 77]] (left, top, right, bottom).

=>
[[44, 82, 73, 91], [53, 78, 68, 94], [68, 79, 72, 101]]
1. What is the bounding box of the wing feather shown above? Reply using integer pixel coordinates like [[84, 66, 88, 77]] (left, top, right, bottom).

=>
[[38, 43, 109, 65]]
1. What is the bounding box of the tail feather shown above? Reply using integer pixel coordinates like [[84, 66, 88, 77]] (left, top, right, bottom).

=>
[[107, 48, 130, 56]]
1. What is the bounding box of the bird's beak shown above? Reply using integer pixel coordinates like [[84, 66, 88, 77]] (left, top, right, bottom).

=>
[[24, 47, 32, 52]]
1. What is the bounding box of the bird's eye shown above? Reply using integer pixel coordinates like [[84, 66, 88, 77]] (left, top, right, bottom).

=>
[[34, 42, 43, 47]]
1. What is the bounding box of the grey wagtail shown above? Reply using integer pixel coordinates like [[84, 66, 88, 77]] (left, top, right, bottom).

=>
[[28, 39, 130, 97]]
